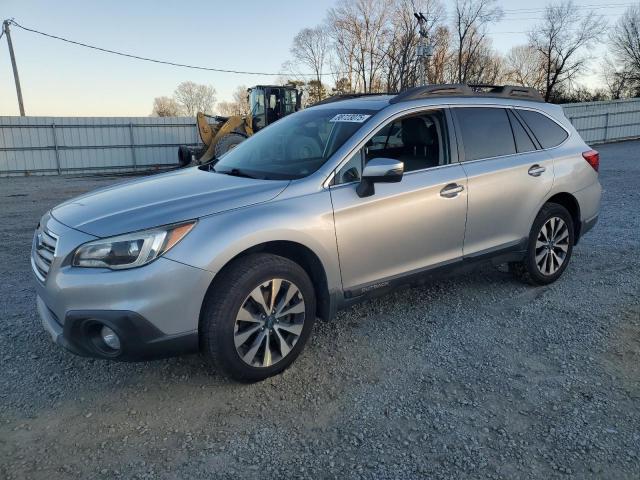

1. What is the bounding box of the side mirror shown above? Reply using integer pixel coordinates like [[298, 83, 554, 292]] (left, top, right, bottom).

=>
[[356, 157, 404, 198]]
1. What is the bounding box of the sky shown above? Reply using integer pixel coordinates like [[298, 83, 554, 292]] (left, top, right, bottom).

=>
[[0, 0, 628, 117]]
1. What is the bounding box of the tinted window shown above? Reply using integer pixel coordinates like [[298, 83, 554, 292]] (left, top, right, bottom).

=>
[[455, 108, 515, 161], [507, 110, 536, 153], [335, 150, 363, 184], [517, 109, 568, 149], [215, 108, 375, 180], [334, 109, 449, 184]]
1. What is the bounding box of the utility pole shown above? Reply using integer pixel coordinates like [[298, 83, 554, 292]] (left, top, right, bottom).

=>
[[414, 12, 433, 87], [3, 20, 26, 116]]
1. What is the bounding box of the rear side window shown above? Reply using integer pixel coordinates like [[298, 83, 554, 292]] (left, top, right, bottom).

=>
[[507, 110, 536, 153], [517, 109, 568, 149], [455, 108, 516, 161]]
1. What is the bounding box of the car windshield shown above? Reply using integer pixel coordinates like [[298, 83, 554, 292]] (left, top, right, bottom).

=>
[[213, 108, 377, 180]]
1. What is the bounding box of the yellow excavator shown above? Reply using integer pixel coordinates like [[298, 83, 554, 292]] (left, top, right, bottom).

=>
[[178, 85, 302, 166]]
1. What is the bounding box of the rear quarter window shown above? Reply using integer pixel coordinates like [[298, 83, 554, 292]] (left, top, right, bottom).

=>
[[517, 109, 568, 149], [507, 110, 536, 153]]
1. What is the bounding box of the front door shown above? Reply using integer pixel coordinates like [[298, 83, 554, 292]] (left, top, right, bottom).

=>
[[329, 108, 468, 295]]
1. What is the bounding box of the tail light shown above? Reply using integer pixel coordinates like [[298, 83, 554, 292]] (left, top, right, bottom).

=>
[[582, 150, 599, 172]]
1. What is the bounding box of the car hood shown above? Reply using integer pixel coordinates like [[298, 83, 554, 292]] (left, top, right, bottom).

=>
[[51, 167, 289, 237]]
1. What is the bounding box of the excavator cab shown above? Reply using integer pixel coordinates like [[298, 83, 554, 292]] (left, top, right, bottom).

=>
[[249, 85, 301, 132], [178, 84, 302, 167]]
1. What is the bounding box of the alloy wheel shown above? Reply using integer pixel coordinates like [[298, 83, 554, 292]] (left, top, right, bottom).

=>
[[234, 278, 305, 368], [535, 216, 570, 276]]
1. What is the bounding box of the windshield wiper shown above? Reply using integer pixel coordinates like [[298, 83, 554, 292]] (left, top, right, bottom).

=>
[[214, 167, 256, 179]]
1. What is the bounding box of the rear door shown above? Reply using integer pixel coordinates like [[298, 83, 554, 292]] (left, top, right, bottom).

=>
[[452, 106, 554, 256], [329, 108, 468, 294]]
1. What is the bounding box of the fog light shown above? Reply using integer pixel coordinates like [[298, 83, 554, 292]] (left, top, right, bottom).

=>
[[100, 326, 121, 350]]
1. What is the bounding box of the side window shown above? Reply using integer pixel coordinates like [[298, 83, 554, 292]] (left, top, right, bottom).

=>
[[335, 150, 363, 184], [334, 109, 449, 185], [455, 107, 515, 161], [366, 110, 449, 172], [251, 90, 266, 130], [507, 110, 536, 153], [517, 109, 568, 149]]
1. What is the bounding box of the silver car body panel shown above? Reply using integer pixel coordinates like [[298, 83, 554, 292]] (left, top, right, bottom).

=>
[[330, 163, 468, 290], [51, 167, 289, 237], [33, 213, 214, 336], [32, 93, 602, 353], [164, 188, 343, 297]]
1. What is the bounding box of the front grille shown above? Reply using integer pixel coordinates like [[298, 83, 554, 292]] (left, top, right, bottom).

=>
[[32, 228, 58, 282]]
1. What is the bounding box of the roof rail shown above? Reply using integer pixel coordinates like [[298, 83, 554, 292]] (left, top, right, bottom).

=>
[[389, 83, 543, 104], [468, 84, 544, 101], [311, 93, 393, 107]]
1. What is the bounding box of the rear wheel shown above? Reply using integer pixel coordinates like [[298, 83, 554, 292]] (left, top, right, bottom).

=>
[[200, 254, 315, 382], [510, 203, 575, 285]]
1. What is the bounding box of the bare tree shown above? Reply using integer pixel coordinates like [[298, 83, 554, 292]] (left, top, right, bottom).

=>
[[609, 4, 640, 95], [217, 85, 249, 116], [528, 0, 606, 102], [332, 77, 353, 95], [174, 81, 217, 116], [327, 0, 391, 93], [383, 0, 446, 91], [461, 37, 505, 84], [453, 0, 503, 83], [504, 45, 546, 90], [291, 26, 329, 88], [429, 25, 454, 84], [304, 80, 327, 105], [151, 96, 182, 117], [602, 58, 634, 99]]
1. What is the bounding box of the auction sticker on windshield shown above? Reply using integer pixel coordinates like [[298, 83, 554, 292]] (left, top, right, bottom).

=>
[[329, 114, 371, 123]]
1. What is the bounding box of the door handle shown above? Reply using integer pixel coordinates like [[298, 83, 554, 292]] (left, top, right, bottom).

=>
[[440, 183, 464, 198], [528, 164, 546, 177]]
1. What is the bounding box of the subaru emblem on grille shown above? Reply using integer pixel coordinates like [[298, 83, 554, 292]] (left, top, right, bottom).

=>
[[36, 232, 43, 248]]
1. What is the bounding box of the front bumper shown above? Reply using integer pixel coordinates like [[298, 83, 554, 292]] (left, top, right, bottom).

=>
[[33, 213, 214, 361], [37, 296, 198, 361]]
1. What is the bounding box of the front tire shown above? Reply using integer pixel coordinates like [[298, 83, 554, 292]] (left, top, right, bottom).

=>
[[200, 253, 316, 382], [214, 133, 246, 158], [510, 203, 575, 286]]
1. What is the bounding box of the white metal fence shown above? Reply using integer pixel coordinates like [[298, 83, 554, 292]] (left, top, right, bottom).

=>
[[562, 98, 640, 144], [1, 98, 639, 176], [0, 116, 199, 177]]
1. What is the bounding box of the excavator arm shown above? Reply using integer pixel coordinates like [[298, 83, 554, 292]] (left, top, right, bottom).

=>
[[196, 114, 253, 163], [178, 85, 301, 167]]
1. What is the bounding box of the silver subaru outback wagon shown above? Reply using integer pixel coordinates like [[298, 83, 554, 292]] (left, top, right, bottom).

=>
[[32, 84, 601, 381]]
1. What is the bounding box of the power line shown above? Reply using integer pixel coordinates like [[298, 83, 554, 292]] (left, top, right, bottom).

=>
[[439, 4, 633, 22], [501, 1, 636, 13], [6, 20, 331, 77]]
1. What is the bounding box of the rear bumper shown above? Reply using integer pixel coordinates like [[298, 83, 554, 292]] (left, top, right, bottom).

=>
[[580, 214, 599, 239], [37, 295, 198, 361]]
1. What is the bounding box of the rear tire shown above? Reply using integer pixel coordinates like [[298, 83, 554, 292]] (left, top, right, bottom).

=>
[[214, 133, 246, 158], [200, 253, 316, 382], [510, 203, 575, 286]]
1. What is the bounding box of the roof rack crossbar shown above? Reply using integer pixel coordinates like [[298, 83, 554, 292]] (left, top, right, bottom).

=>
[[389, 83, 543, 104]]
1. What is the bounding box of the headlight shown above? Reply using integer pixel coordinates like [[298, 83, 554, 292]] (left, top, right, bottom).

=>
[[72, 221, 195, 270]]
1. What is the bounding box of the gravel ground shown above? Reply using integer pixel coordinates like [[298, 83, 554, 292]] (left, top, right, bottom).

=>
[[1, 141, 639, 480]]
